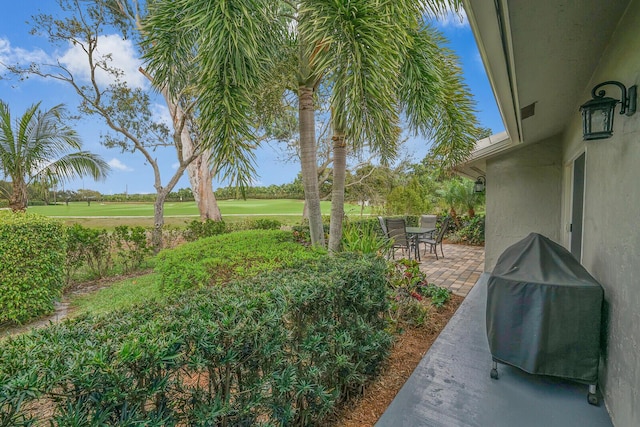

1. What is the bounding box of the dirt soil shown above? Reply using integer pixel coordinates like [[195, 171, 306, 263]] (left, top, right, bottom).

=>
[[329, 294, 464, 427]]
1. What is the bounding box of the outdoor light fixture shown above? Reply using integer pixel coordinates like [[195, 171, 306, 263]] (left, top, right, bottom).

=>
[[579, 80, 637, 140], [474, 176, 486, 193]]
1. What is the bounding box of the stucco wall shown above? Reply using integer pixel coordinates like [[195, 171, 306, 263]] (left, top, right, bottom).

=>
[[564, 1, 640, 424], [484, 136, 563, 271]]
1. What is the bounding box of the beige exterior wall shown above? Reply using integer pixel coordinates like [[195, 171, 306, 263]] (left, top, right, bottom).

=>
[[560, 2, 640, 424], [487, 2, 640, 424], [484, 136, 563, 270]]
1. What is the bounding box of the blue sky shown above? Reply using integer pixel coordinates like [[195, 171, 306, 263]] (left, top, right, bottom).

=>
[[0, 2, 503, 195]]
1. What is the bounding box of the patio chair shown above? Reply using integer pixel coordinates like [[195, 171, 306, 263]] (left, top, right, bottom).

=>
[[421, 217, 450, 260], [385, 217, 416, 260], [378, 216, 388, 237], [417, 214, 437, 253], [420, 214, 437, 231], [378, 216, 393, 259]]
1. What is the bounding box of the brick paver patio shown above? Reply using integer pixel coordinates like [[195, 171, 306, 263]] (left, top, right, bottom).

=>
[[398, 243, 485, 297]]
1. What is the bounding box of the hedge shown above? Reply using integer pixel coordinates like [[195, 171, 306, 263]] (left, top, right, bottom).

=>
[[155, 229, 326, 294], [0, 253, 391, 426], [0, 212, 65, 324]]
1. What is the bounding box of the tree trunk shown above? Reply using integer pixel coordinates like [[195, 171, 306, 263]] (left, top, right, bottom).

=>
[[152, 189, 168, 253], [153, 70, 222, 222], [184, 146, 222, 221], [9, 179, 28, 212], [328, 133, 347, 253], [298, 84, 325, 247]]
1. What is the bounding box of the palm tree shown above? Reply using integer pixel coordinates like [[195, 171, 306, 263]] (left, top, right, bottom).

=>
[[142, 1, 477, 250], [305, 2, 480, 251], [457, 179, 484, 218], [143, 1, 332, 248], [0, 101, 109, 211]]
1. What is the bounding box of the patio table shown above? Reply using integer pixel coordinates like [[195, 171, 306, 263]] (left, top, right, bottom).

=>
[[405, 226, 436, 260]]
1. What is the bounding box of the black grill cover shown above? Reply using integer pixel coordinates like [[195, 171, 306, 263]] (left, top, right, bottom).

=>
[[486, 233, 603, 384]]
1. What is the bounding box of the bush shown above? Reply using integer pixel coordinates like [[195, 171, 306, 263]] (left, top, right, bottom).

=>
[[112, 225, 151, 273], [386, 259, 452, 325], [182, 218, 227, 241], [225, 218, 283, 232], [0, 212, 66, 324], [341, 219, 391, 255], [291, 222, 330, 245], [155, 229, 326, 294], [446, 214, 485, 246], [64, 224, 112, 281], [0, 254, 391, 426]]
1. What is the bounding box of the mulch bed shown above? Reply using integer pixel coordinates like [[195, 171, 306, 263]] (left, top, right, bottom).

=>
[[328, 294, 464, 427]]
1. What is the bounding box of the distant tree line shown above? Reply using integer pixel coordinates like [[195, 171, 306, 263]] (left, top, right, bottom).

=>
[[1, 157, 485, 219]]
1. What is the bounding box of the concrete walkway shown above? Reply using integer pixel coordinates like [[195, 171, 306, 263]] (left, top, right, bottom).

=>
[[376, 271, 613, 427]]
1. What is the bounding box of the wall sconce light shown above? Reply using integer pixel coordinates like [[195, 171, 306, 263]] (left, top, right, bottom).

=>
[[474, 176, 486, 193], [579, 80, 636, 140]]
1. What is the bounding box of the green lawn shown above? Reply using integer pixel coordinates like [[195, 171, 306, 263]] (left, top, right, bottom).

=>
[[72, 272, 164, 316], [26, 199, 372, 228], [28, 199, 371, 217]]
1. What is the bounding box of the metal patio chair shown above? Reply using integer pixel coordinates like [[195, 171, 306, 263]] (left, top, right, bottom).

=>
[[421, 217, 450, 260], [385, 217, 416, 260]]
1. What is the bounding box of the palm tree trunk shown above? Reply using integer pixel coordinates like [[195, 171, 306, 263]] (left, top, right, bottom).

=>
[[298, 84, 325, 247], [328, 132, 347, 253], [9, 179, 28, 212]]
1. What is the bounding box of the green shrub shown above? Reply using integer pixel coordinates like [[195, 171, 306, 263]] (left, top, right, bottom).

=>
[[248, 218, 282, 230], [454, 214, 485, 245], [225, 217, 283, 232], [341, 220, 391, 255], [418, 283, 452, 308], [0, 212, 66, 324], [64, 224, 112, 281], [112, 225, 151, 273], [182, 218, 227, 241], [291, 222, 330, 245], [0, 254, 391, 426], [155, 229, 326, 294], [387, 259, 430, 326]]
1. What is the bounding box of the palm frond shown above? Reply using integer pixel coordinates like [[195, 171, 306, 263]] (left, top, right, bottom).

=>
[[36, 151, 110, 183], [142, 0, 285, 187], [399, 24, 479, 170]]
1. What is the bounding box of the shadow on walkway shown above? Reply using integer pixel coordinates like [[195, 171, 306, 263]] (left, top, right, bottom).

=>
[[376, 273, 613, 427]]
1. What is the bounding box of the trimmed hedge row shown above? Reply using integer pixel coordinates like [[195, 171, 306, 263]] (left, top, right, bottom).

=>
[[0, 212, 65, 324], [155, 229, 326, 294], [0, 253, 391, 426]]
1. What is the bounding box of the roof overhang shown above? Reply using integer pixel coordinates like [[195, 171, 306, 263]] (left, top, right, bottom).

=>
[[459, 0, 632, 174]]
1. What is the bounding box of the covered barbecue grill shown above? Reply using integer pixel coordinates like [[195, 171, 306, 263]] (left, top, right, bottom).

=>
[[486, 233, 604, 405]]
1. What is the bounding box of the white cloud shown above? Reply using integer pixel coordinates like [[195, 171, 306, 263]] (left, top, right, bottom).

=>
[[435, 8, 469, 28], [1, 34, 146, 89], [171, 162, 180, 170], [58, 34, 146, 89], [0, 37, 50, 66], [152, 103, 172, 127], [108, 158, 133, 172]]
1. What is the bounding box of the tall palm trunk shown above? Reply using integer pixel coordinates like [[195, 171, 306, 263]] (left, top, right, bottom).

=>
[[299, 84, 325, 247], [328, 131, 346, 253], [9, 178, 28, 212]]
